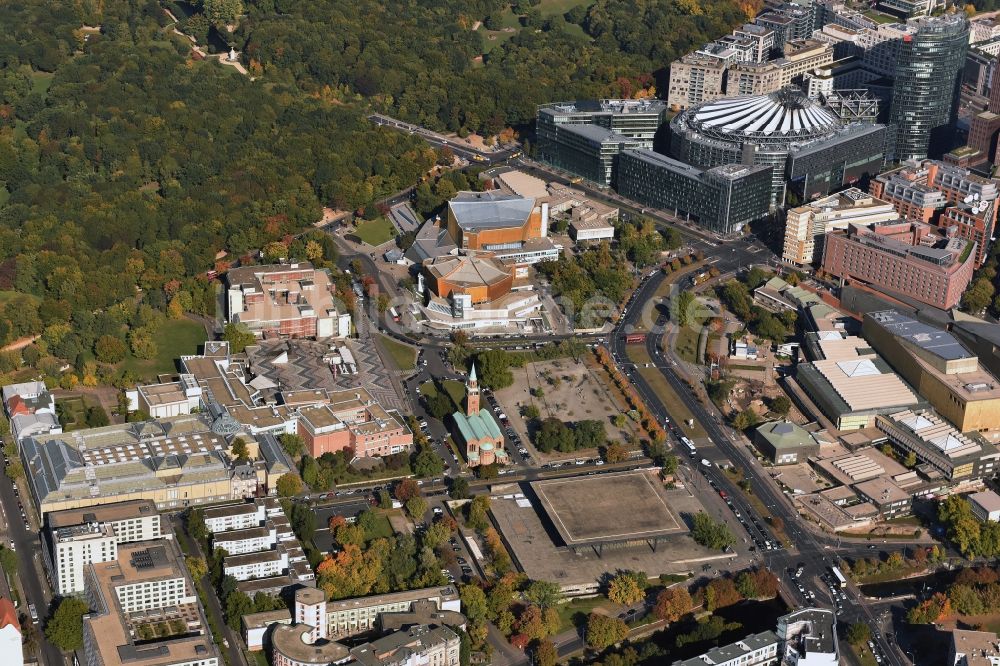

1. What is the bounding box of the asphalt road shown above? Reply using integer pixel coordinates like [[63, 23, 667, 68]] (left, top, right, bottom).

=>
[[0, 452, 65, 666], [609, 269, 913, 665]]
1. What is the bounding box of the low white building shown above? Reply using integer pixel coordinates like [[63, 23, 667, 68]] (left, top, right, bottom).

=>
[[569, 218, 616, 242], [223, 549, 289, 581], [970, 490, 1000, 522], [213, 525, 279, 555]]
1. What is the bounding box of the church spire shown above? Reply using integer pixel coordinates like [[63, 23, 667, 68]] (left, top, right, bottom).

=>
[[465, 363, 480, 415]]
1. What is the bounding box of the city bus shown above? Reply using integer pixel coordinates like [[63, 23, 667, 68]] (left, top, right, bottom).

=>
[[680, 436, 697, 457], [388, 307, 400, 322], [831, 566, 847, 589]]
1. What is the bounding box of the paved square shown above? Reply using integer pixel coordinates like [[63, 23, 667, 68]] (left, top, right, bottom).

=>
[[531, 469, 684, 547]]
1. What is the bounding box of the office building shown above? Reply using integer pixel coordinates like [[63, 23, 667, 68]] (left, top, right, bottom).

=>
[[669, 87, 886, 204], [0, 600, 20, 666], [871, 160, 997, 267], [877, 409, 1000, 488], [889, 14, 969, 161], [754, 421, 820, 465], [950, 628, 1000, 665], [672, 608, 837, 666], [782, 188, 899, 266], [821, 221, 976, 310], [969, 490, 1000, 522], [617, 150, 772, 234], [81, 540, 219, 666], [667, 54, 728, 110], [863, 311, 1000, 439], [296, 387, 413, 459], [225, 263, 351, 339], [536, 100, 665, 183], [46, 501, 162, 595]]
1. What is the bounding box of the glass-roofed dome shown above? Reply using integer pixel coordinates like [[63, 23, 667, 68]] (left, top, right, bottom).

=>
[[687, 88, 841, 143]]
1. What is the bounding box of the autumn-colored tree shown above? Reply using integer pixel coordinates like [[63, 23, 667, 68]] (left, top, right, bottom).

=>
[[328, 515, 347, 532], [654, 586, 692, 622], [586, 613, 628, 650], [394, 478, 421, 501], [604, 442, 627, 463], [705, 578, 742, 612], [515, 605, 547, 641], [608, 573, 645, 605], [315, 543, 382, 600]]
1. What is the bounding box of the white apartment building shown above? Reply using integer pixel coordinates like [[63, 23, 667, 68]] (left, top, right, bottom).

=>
[[671, 631, 779, 666], [48, 500, 163, 595], [324, 586, 462, 638], [223, 549, 289, 581], [115, 574, 193, 613], [212, 524, 279, 555], [202, 498, 282, 533]]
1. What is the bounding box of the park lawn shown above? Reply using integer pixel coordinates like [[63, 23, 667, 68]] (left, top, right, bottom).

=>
[[674, 324, 702, 364], [626, 344, 707, 440], [122, 318, 206, 380], [354, 218, 397, 246], [555, 597, 622, 632], [378, 335, 416, 371], [847, 643, 878, 666], [56, 396, 89, 431], [365, 512, 395, 540], [419, 379, 466, 413]]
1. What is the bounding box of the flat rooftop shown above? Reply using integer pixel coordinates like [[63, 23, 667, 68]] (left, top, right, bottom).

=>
[[531, 469, 685, 547], [48, 499, 158, 528]]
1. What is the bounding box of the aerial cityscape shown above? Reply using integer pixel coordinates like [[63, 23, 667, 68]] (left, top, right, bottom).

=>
[[8, 0, 1000, 665]]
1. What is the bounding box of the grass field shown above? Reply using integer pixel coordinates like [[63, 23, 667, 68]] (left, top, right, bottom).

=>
[[354, 218, 397, 246], [32, 72, 54, 96], [420, 379, 466, 412], [847, 643, 879, 666], [365, 512, 395, 541], [121, 318, 206, 380], [480, 0, 591, 53], [378, 335, 416, 371], [555, 596, 620, 632], [56, 395, 102, 432], [863, 9, 897, 23], [625, 344, 707, 440]]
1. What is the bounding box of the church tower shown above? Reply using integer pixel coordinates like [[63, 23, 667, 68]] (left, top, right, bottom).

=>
[[465, 363, 480, 415]]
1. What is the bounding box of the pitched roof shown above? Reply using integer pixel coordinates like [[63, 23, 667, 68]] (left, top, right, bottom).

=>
[[0, 599, 19, 633], [452, 409, 502, 444]]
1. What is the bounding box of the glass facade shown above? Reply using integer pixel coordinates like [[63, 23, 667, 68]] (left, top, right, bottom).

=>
[[617, 150, 772, 234], [889, 14, 969, 162]]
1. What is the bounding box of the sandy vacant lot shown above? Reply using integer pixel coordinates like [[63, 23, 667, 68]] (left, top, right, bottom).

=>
[[493, 358, 638, 460]]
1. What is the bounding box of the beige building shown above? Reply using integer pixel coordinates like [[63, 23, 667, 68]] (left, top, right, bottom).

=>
[[725, 61, 784, 97], [21, 412, 269, 517], [782, 188, 899, 266], [774, 40, 834, 87], [863, 311, 1000, 441], [667, 54, 727, 110]]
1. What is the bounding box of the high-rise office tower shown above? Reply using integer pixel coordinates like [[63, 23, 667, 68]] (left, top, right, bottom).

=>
[[889, 14, 969, 162]]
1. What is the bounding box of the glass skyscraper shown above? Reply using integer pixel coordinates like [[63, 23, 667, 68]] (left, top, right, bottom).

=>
[[889, 14, 969, 162]]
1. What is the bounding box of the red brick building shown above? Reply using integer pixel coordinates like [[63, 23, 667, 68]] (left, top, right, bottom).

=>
[[821, 221, 976, 310], [296, 388, 413, 458]]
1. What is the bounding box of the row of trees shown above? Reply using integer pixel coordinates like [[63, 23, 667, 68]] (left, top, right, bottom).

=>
[[939, 494, 1000, 558]]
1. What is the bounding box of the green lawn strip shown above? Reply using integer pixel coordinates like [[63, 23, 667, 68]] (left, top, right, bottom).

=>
[[625, 345, 707, 440], [722, 467, 792, 547], [555, 596, 622, 632], [847, 643, 879, 666], [366, 512, 395, 540], [122, 318, 206, 379], [378, 334, 416, 371], [852, 565, 923, 585], [354, 218, 397, 246]]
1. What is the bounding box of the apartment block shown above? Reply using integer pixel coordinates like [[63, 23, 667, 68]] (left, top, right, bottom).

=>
[[666, 54, 727, 110], [224, 549, 289, 581], [782, 188, 899, 266], [820, 221, 976, 310], [323, 586, 461, 639], [46, 500, 162, 595], [81, 540, 219, 666]]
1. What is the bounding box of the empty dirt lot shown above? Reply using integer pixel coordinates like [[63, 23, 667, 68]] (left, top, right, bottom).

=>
[[493, 358, 638, 461]]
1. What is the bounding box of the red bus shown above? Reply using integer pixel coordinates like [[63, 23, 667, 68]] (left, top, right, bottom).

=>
[[623, 333, 647, 344]]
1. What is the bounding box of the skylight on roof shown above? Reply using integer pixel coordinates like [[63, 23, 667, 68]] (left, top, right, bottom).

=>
[[835, 359, 880, 377]]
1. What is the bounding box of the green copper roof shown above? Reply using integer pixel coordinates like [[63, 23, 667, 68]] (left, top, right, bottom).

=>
[[453, 408, 503, 444]]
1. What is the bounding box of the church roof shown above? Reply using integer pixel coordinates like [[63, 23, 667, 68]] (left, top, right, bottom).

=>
[[469, 363, 477, 382], [452, 409, 503, 444]]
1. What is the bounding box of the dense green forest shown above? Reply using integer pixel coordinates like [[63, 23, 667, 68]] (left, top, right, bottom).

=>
[[0, 0, 751, 388], [233, 0, 752, 133]]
